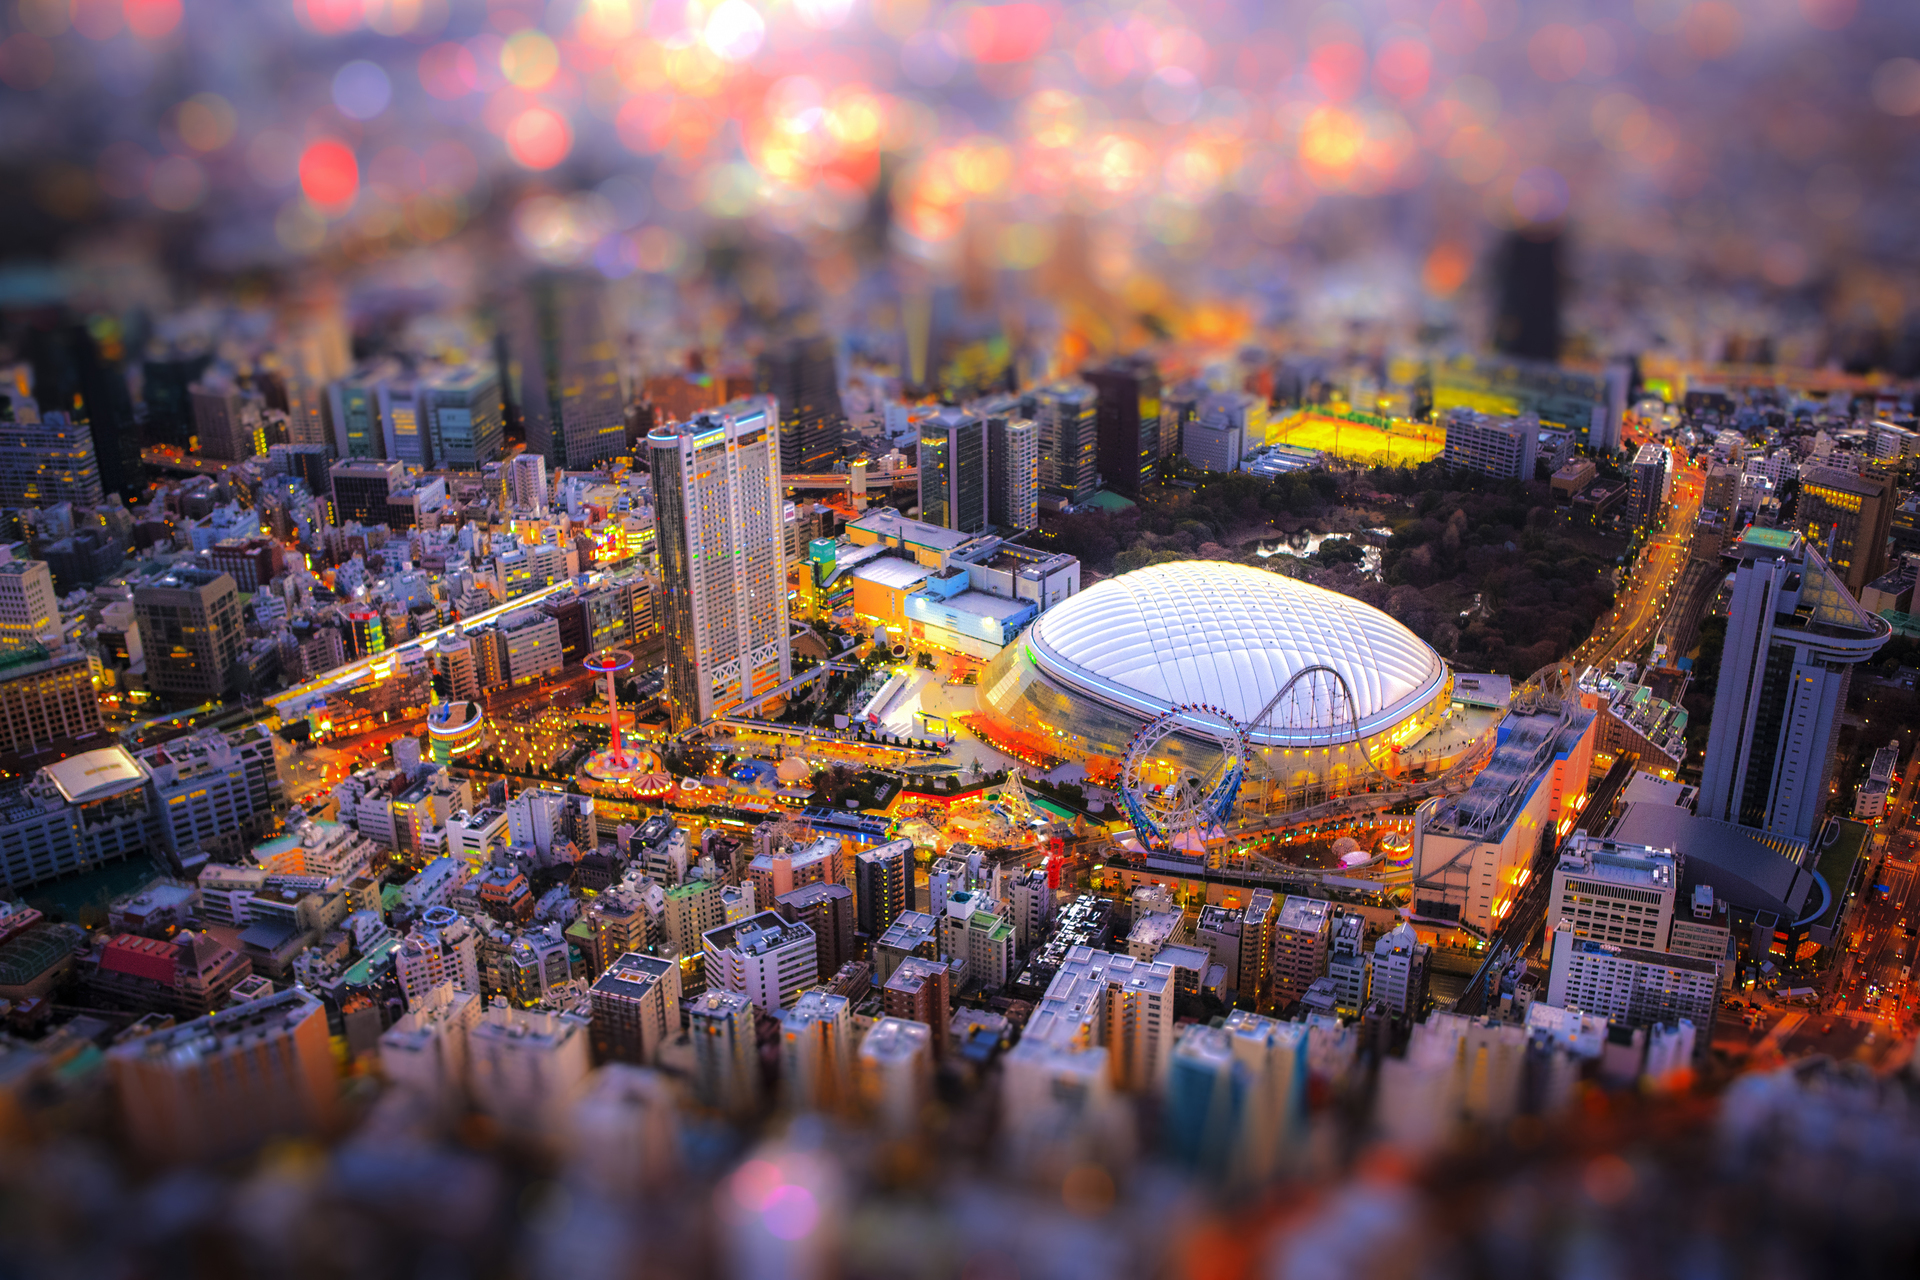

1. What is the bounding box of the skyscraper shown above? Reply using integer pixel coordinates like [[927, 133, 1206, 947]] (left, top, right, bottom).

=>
[[650, 398, 790, 732], [0, 409, 105, 508], [421, 364, 505, 469], [327, 360, 401, 459], [507, 275, 626, 472], [506, 451, 548, 511], [1082, 356, 1161, 498], [688, 988, 760, 1116], [1698, 528, 1891, 845], [916, 405, 988, 533], [377, 376, 429, 467], [134, 565, 244, 704], [1797, 464, 1895, 597], [974, 396, 1038, 533], [140, 351, 213, 450], [755, 334, 843, 475], [190, 378, 263, 462], [1029, 380, 1098, 510]]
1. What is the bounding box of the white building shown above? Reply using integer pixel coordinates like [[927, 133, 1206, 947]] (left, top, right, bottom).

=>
[[1544, 921, 1719, 1045], [702, 910, 818, 1013], [779, 990, 853, 1113], [1549, 832, 1677, 951], [859, 1016, 933, 1135], [497, 607, 564, 685], [467, 1004, 592, 1129], [0, 556, 59, 653], [688, 989, 759, 1116], [1023, 945, 1176, 1092], [1442, 408, 1538, 480], [648, 399, 791, 731], [446, 807, 508, 868], [395, 906, 482, 1004], [1367, 921, 1431, 1018], [378, 981, 481, 1108]]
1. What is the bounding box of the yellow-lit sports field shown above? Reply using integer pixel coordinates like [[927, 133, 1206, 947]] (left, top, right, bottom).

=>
[[1268, 410, 1445, 466]]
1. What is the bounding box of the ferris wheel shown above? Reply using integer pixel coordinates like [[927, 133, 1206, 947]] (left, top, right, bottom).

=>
[[1119, 703, 1254, 851]]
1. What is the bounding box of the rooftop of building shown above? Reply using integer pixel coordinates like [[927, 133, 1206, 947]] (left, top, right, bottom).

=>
[[590, 951, 675, 998], [851, 556, 935, 590], [1275, 895, 1331, 933], [848, 507, 978, 552], [42, 746, 148, 804], [776, 881, 852, 909], [875, 910, 941, 953], [106, 987, 321, 1063], [1560, 933, 1721, 976], [704, 909, 813, 957], [860, 1015, 932, 1060], [1557, 833, 1677, 891]]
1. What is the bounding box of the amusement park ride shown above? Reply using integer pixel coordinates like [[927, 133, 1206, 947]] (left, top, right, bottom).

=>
[[1118, 663, 1378, 852]]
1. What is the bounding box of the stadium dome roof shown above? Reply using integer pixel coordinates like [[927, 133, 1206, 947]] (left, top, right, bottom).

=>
[[1025, 561, 1447, 740]]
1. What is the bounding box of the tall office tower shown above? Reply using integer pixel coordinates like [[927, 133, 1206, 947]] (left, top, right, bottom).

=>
[[0, 411, 106, 508], [854, 838, 915, 940], [327, 360, 401, 459], [190, 378, 266, 462], [1548, 833, 1677, 950], [278, 316, 352, 450], [140, 351, 214, 449], [106, 988, 336, 1164], [1237, 889, 1277, 1009], [506, 451, 548, 511], [1030, 380, 1099, 509], [588, 951, 683, 1065], [328, 458, 404, 526], [1082, 356, 1161, 498], [507, 275, 626, 471], [134, 566, 243, 704], [688, 988, 760, 1116], [1629, 441, 1672, 529], [24, 320, 144, 498], [1441, 408, 1538, 481], [779, 988, 853, 1112], [1367, 922, 1432, 1019], [1161, 380, 1204, 461], [1698, 528, 1891, 845], [755, 334, 844, 475], [1798, 464, 1895, 597], [976, 398, 1039, 533], [1492, 226, 1562, 362], [649, 399, 790, 731], [0, 556, 59, 653], [377, 376, 429, 467], [1269, 896, 1332, 1007], [421, 364, 505, 469], [917, 405, 989, 533]]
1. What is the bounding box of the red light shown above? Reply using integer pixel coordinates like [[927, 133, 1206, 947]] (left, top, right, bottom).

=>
[[124, 0, 183, 39], [299, 139, 359, 209], [506, 106, 572, 170]]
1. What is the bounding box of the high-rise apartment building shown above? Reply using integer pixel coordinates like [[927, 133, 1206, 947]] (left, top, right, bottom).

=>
[[0, 411, 105, 508], [1270, 896, 1332, 1007], [688, 988, 760, 1116], [134, 566, 243, 704], [775, 881, 856, 979], [396, 907, 482, 1004], [1082, 356, 1161, 498], [1367, 922, 1431, 1019], [588, 951, 683, 1065], [650, 399, 790, 731], [1441, 408, 1538, 481], [859, 1015, 934, 1134], [702, 910, 818, 1013], [917, 405, 989, 533], [1030, 380, 1099, 510], [779, 989, 853, 1112], [0, 556, 59, 653], [975, 398, 1038, 533], [1237, 889, 1277, 1008], [881, 955, 951, 1057], [107, 988, 336, 1163], [755, 334, 843, 475], [854, 838, 916, 941], [1698, 528, 1890, 845], [1629, 441, 1672, 529], [507, 275, 626, 471], [507, 451, 548, 511], [1549, 833, 1677, 951], [1798, 464, 1895, 597], [468, 1005, 592, 1128]]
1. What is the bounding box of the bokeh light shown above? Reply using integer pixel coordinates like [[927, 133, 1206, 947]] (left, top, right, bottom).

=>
[[299, 138, 360, 209]]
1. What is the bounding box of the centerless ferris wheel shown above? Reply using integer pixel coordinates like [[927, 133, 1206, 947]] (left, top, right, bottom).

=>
[[1118, 703, 1255, 851]]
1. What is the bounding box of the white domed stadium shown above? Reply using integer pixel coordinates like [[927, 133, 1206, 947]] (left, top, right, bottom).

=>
[[975, 560, 1454, 795]]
